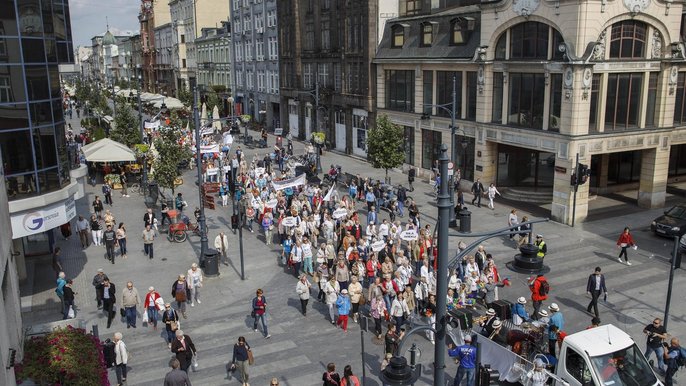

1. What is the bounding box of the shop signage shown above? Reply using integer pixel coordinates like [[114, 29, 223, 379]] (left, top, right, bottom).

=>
[[11, 197, 76, 238]]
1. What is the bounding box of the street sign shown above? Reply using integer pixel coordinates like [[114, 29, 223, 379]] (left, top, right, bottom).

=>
[[448, 162, 454, 176]]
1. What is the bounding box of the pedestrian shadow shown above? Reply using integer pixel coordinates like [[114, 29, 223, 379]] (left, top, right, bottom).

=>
[[593, 251, 620, 263], [286, 298, 303, 314]]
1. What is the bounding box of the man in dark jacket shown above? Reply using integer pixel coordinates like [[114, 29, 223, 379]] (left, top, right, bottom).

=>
[[102, 278, 116, 328], [586, 267, 607, 317], [471, 178, 485, 207], [164, 358, 192, 386], [171, 330, 197, 373], [62, 280, 76, 319]]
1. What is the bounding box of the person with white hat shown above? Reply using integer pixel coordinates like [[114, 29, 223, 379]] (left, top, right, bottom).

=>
[[527, 358, 549, 386], [448, 334, 477, 386], [548, 303, 564, 358], [336, 288, 352, 332], [512, 297, 531, 326], [532, 309, 550, 328], [480, 308, 498, 337]]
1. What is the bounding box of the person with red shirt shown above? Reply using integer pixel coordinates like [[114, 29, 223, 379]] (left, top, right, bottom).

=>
[[529, 274, 548, 320], [616, 227, 636, 265], [144, 286, 162, 330]]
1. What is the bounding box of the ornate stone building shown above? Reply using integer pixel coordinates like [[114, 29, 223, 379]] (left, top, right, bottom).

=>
[[376, 0, 686, 224]]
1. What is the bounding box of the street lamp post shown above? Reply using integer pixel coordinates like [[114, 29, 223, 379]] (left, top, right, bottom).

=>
[[434, 144, 451, 386], [231, 196, 246, 280], [134, 72, 148, 198], [193, 87, 209, 260]]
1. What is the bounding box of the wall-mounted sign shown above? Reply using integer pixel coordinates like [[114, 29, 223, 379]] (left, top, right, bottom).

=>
[[11, 197, 76, 238]]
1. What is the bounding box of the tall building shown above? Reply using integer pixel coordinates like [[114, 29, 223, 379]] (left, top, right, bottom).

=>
[[376, 0, 686, 224], [154, 22, 174, 95], [169, 0, 230, 93], [196, 22, 232, 92], [0, 1, 85, 383], [232, 0, 280, 126], [139, 0, 171, 92], [278, 0, 392, 155]]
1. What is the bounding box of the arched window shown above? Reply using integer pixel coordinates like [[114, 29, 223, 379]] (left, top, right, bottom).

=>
[[609, 20, 646, 59], [493, 22, 564, 60]]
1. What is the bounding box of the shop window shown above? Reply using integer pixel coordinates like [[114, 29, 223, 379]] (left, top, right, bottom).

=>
[[492, 72, 503, 123], [421, 129, 442, 170], [669, 144, 686, 176], [404, 125, 415, 165], [609, 21, 646, 59], [675, 73, 686, 125], [508, 73, 545, 129], [605, 73, 642, 130], [608, 150, 642, 184]]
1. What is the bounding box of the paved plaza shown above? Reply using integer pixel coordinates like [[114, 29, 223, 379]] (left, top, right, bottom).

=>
[[19, 119, 686, 385]]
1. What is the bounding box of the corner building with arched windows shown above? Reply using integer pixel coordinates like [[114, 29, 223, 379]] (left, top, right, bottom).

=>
[[376, 0, 686, 224]]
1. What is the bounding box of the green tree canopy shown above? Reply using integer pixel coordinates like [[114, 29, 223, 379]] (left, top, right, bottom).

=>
[[205, 91, 224, 116], [110, 102, 140, 147], [366, 114, 405, 182], [152, 126, 192, 194]]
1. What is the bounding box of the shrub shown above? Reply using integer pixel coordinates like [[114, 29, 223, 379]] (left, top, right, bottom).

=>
[[15, 326, 109, 386]]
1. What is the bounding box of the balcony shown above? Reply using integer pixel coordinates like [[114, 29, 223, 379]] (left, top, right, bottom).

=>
[[198, 62, 215, 70]]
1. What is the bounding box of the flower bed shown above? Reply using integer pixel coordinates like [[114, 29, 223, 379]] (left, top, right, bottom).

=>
[[16, 326, 109, 386]]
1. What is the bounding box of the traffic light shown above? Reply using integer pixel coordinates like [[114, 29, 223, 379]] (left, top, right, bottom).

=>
[[576, 163, 590, 185]]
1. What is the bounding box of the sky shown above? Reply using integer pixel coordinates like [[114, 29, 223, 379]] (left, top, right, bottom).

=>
[[69, 0, 141, 47]]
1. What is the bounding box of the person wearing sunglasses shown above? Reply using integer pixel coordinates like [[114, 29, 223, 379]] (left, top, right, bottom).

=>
[[643, 318, 668, 374]]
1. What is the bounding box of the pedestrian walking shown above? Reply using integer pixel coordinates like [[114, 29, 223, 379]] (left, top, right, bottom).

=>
[[144, 286, 162, 330], [251, 289, 271, 338], [187, 263, 203, 306], [92, 268, 108, 309], [586, 267, 607, 317], [103, 182, 113, 206], [336, 289, 352, 332], [214, 232, 229, 265], [508, 209, 519, 240], [644, 318, 668, 374], [487, 183, 501, 209], [324, 276, 340, 324], [171, 330, 197, 373], [529, 274, 549, 319], [340, 365, 361, 386], [116, 223, 127, 259], [90, 214, 103, 246], [175, 193, 186, 212], [113, 332, 128, 385], [102, 278, 116, 328], [75, 215, 90, 248], [162, 303, 180, 348], [448, 335, 477, 386], [172, 275, 189, 319], [470, 178, 485, 207], [662, 337, 683, 386], [122, 281, 140, 329], [51, 247, 63, 278], [262, 212, 274, 246], [119, 171, 129, 197], [143, 208, 156, 228], [55, 271, 66, 311], [93, 195, 104, 219], [348, 275, 363, 322], [296, 274, 312, 316], [616, 227, 636, 265], [62, 280, 75, 319], [548, 303, 564, 358], [384, 323, 404, 355], [518, 216, 531, 247], [370, 294, 387, 339], [103, 224, 116, 264], [230, 336, 251, 386], [164, 358, 192, 386], [322, 363, 341, 386], [142, 224, 156, 259], [408, 167, 416, 191]]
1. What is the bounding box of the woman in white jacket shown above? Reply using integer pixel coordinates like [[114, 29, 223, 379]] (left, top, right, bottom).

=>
[[487, 183, 501, 210], [324, 277, 340, 324], [113, 332, 128, 385]]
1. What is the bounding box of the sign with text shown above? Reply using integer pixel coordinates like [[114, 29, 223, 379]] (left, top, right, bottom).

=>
[[11, 197, 76, 238]]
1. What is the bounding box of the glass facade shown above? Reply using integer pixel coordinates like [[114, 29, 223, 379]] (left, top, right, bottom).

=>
[[496, 144, 555, 188], [0, 0, 73, 201]]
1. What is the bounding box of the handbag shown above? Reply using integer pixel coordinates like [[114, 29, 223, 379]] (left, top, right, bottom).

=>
[[192, 354, 199, 371], [67, 305, 75, 318], [383, 309, 390, 321], [358, 293, 366, 305], [170, 320, 179, 331], [120, 308, 126, 317], [247, 349, 255, 365], [142, 311, 149, 324]]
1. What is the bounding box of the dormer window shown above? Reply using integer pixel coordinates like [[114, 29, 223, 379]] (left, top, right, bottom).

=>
[[450, 17, 476, 45], [392, 24, 407, 48], [421, 22, 437, 47]]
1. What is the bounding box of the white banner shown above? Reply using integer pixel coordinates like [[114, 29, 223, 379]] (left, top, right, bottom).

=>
[[271, 174, 306, 191], [400, 229, 419, 241], [265, 199, 278, 209], [222, 133, 233, 145], [201, 127, 215, 136], [281, 216, 298, 227], [332, 208, 348, 220], [11, 197, 76, 238], [255, 167, 266, 176], [207, 167, 219, 176], [200, 144, 220, 154], [323, 187, 334, 202], [371, 240, 386, 252], [144, 120, 160, 129]]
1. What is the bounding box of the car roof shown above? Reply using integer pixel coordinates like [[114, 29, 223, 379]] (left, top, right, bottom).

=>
[[564, 324, 636, 357]]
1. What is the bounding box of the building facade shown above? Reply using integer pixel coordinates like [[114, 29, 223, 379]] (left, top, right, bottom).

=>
[[376, 0, 686, 224], [0, 1, 86, 382], [278, 0, 389, 156], [196, 22, 233, 92], [138, 0, 171, 92], [170, 0, 230, 93], [154, 22, 175, 95], [232, 0, 280, 126]]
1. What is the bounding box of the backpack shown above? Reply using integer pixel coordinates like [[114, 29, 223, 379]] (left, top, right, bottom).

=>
[[676, 347, 686, 368], [539, 279, 550, 296]]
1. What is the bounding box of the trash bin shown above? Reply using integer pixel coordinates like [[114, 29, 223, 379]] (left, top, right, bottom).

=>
[[202, 248, 220, 277], [458, 209, 472, 233]]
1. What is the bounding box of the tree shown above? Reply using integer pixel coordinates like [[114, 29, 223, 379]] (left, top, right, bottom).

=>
[[366, 114, 405, 183], [110, 102, 140, 147], [178, 87, 192, 108], [151, 127, 192, 195], [205, 91, 224, 116]]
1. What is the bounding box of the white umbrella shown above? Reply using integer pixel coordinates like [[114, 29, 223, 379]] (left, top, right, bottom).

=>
[[212, 105, 221, 132], [201, 103, 207, 126], [81, 138, 136, 162]]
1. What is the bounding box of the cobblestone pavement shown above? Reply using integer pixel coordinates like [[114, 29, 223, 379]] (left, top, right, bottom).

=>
[[19, 119, 686, 385]]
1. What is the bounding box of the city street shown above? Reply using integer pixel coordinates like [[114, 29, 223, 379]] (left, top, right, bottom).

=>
[[20, 119, 686, 385]]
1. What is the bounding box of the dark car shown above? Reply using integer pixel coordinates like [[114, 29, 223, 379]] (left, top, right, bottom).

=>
[[651, 204, 686, 237]]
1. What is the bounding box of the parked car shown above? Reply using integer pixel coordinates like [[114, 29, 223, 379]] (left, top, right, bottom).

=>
[[651, 204, 686, 237]]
